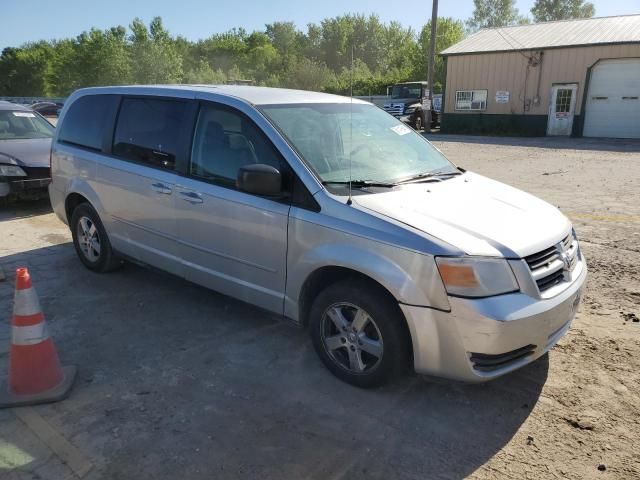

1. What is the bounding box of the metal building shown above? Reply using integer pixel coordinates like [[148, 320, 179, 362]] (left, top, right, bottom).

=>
[[440, 15, 640, 138]]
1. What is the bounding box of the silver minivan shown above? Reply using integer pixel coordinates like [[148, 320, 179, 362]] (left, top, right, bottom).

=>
[[50, 85, 586, 387]]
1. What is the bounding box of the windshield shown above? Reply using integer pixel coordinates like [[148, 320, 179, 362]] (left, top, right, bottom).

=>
[[0, 110, 54, 140], [260, 103, 456, 187], [391, 84, 422, 99]]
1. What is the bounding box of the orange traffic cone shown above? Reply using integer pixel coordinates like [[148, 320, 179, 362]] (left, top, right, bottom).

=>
[[0, 267, 76, 408]]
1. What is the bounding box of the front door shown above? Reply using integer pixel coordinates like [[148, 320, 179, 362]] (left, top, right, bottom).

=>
[[547, 84, 578, 136], [175, 101, 290, 314]]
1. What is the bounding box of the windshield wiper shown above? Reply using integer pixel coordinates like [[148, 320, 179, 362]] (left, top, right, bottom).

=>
[[394, 170, 462, 185], [322, 180, 396, 188]]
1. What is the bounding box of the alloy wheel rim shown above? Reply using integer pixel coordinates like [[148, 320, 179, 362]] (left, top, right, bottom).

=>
[[321, 302, 383, 374], [77, 216, 101, 262]]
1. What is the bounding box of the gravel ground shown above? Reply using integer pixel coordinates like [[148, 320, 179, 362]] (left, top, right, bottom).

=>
[[0, 135, 638, 479]]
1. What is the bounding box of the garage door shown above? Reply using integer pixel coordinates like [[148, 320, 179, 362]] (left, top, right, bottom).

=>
[[583, 58, 640, 139]]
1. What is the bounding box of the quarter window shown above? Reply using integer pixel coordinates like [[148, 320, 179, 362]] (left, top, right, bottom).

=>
[[112, 98, 189, 170], [190, 104, 282, 187], [455, 90, 488, 111], [58, 95, 118, 150]]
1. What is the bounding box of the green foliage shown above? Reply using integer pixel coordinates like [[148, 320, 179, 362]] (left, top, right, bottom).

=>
[[467, 0, 529, 31], [129, 17, 183, 84], [531, 0, 595, 22], [0, 15, 467, 97], [414, 18, 465, 83]]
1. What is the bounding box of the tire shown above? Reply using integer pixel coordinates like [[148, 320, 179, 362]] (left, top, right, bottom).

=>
[[309, 280, 411, 388], [413, 113, 423, 131], [70, 202, 121, 272]]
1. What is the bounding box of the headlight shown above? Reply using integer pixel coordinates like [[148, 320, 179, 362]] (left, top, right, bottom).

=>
[[0, 164, 27, 177], [435, 257, 519, 298], [404, 106, 417, 114]]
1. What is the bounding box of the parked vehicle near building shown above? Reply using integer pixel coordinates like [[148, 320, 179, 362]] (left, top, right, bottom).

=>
[[0, 101, 54, 202], [356, 81, 441, 130], [382, 81, 438, 131], [50, 85, 586, 387]]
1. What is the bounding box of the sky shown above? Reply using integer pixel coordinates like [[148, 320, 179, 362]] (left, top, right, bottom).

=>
[[1, 0, 639, 49]]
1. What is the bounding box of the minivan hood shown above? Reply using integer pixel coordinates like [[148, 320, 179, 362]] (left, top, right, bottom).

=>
[[354, 172, 571, 258], [0, 138, 52, 168]]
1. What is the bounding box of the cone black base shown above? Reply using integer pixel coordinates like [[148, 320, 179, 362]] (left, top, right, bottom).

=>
[[0, 365, 77, 409]]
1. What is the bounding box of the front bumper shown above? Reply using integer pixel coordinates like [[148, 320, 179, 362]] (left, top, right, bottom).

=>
[[402, 258, 587, 382], [1, 177, 51, 199]]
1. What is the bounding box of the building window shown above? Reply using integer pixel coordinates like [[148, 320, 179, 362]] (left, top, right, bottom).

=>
[[455, 90, 488, 111], [555, 88, 573, 113]]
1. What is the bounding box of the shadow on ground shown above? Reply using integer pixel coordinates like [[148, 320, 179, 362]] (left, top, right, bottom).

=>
[[0, 244, 548, 480], [0, 197, 52, 222], [424, 133, 640, 153]]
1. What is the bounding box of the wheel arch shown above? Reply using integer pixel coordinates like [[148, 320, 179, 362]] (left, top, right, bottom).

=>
[[298, 265, 414, 367], [64, 192, 90, 224], [63, 180, 106, 225]]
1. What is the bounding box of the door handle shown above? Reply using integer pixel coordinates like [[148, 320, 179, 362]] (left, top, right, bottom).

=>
[[180, 191, 203, 204], [151, 182, 172, 194]]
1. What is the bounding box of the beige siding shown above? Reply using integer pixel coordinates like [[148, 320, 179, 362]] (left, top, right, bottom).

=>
[[444, 44, 640, 115]]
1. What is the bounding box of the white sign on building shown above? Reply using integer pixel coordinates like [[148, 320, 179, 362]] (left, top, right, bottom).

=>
[[495, 90, 510, 103]]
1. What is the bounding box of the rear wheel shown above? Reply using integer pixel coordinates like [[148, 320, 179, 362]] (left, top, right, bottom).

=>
[[70, 203, 121, 272], [309, 280, 410, 388]]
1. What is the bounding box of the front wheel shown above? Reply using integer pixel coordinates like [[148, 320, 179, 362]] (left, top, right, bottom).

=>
[[70, 202, 121, 272], [413, 113, 423, 131], [309, 280, 411, 388]]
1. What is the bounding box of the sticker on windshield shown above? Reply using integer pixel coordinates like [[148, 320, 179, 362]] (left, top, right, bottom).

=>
[[12, 112, 36, 118], [390, 124, 411, 136]]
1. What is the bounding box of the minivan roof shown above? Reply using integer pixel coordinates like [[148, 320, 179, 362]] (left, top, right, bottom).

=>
[[72, 85, 368, 106]]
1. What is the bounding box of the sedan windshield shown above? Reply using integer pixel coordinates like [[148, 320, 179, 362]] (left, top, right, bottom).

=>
[[0, 110, 54, 140], [260, 103, 456, 187]]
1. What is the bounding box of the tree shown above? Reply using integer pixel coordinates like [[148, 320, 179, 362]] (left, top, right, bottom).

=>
[[183, 58, 226, 84], [129, 17, 183, 84], [0, 14, 473, 97], [68, 27, 130, 92], [531, 0, 595, 22], [285, 58, 334, 91], [467, 0, 528, 30], [197, 28, 248, 73], [0, 43, 53, 96], [414, 18, 465, 87]]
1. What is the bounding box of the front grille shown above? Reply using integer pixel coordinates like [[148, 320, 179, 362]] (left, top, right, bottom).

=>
[[383, 103, 405, 117], [524, 233, 578, 293], [21, 167, 51, 180], [470, 344, 536, 372]]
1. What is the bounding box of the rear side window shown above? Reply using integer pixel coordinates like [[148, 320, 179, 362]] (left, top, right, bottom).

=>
[[112, 98, 189, 170], [58, 95, 118, 150]]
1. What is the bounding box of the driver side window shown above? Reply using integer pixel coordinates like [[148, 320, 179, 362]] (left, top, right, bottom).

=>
[[190, 104, 282, 188]]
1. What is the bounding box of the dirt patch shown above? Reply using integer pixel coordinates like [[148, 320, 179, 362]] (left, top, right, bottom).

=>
[[433, 136, 640, 480]]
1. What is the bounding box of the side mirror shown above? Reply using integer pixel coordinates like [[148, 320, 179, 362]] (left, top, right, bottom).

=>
[[237, 163, 282, 196]]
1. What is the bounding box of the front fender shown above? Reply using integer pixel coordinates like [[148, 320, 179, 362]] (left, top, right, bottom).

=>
[[284, 215, 450, 321]]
